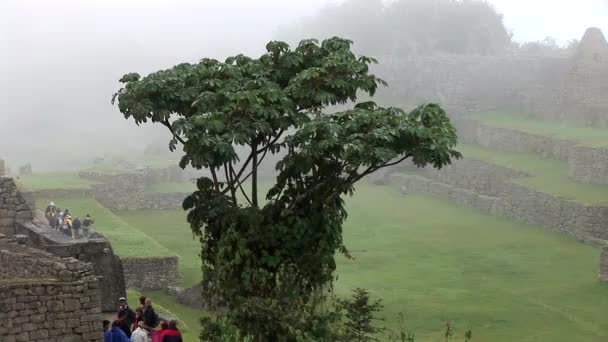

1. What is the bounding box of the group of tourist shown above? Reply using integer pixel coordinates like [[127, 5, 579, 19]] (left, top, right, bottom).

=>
[[103, 295, 183, 342], [44, 201, 95, 239]]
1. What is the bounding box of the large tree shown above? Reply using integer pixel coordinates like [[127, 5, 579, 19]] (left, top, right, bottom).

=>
[[114, 37, 460, 341]]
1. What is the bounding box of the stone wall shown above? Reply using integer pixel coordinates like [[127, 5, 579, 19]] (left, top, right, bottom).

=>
[[13, 220, 126, 313], [121, 256, 181, 291], [82, 169, 190, 210], [455, 118, 608, 185], [374, 28, 608, 126], [600, 247, 608, 282], [391, 158, 608, 245], [0, 176, 126, 312], [0, 233, 103, 342], [0, 176, 33, 236]]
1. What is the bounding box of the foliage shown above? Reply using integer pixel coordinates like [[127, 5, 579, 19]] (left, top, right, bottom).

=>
[[114, 37, 460, 340], [335, 288, 385, 342], [279, 0, 512, 56]]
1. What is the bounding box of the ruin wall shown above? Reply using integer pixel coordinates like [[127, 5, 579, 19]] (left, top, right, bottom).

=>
[[391, 158, 608, 245], [121, 256, 181, 291], [455, 119, 608, 185], [0, 234, 103, 342]]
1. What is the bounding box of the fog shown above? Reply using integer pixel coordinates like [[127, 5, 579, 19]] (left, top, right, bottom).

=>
[[1, 0, 607, 171]]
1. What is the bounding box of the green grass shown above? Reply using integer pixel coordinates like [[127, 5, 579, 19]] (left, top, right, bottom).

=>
[[16, 172, 98, 191], [118, 209, 202, 288], [35, 197, 173, 258], [145, 182, 196, 194], [334, 185, 608, 341], [127, 289, 206, 342], [467, 112, 608, 147], [115, 184, 608, 341], [458, 144, 608, 204]]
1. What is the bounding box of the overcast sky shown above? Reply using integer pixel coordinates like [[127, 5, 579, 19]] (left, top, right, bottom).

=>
[[1, 0, 607, 170]]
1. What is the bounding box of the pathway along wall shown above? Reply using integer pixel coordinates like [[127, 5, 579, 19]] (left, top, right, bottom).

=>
[[0, 233, 103, 342], [455, 118, 608, 185], [391, 158, 608, 245]]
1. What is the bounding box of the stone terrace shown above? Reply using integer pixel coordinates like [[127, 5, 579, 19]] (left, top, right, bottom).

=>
[[0, 233, 103, 342]]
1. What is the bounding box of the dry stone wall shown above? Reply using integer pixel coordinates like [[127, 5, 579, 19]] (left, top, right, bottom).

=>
[[0, 176, 33, 236], [600, 247, 608, 282], [374, 28, 608, 127], [80, 168, 191, 210], [0, 176, 126, 312], [121, 256, 181, 291], [0, 233, 103, 342], [455, 119, 608, 185], [391, 158, 608, 245]]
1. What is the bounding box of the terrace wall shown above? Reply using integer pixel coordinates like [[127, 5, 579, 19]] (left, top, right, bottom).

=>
[[121, 256, 181, 291], [455, 119, 608, 185], [0, 233, 103, 342], [0, 176, 126, 312], [600, 247, 608, 282], [391, 158, 608, 245]]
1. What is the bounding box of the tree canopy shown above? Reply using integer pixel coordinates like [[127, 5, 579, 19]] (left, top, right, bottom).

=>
[[114, 37, 461, 340]]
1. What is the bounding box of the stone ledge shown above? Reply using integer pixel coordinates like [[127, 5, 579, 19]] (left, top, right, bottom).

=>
[[455, 118, 608, 185], [121, 256, 181, 291], [390, 172, 608, 245]]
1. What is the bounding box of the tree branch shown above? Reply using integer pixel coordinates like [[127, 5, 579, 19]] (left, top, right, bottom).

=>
[[224, 162, 237, 204], [230, 165, 253, 206], [161, 119, 186, 145]]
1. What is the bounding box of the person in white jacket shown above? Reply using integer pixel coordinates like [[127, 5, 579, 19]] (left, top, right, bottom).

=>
[[131, 321, 151, 342]]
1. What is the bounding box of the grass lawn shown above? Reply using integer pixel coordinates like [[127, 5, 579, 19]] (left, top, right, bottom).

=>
[[118, 209, 202, 288], [115, 184, 608, 342], [467, 112, 608, 148], [458, 144, 608, 204], [144, 182, 196, 194], [16, 172, 98, 191], [35, 197, 173, 258]]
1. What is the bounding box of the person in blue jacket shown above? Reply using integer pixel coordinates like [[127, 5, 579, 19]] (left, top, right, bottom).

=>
[[103, 320, 131, 342]]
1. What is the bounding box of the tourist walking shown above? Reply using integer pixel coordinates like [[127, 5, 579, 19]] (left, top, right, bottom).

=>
[[142, 298, 159, 328], [104, 320, 131, 342], [83, 213, 95, 238], [160, 320, 182, 342], [118, 297, 136, 334], [117, 311, 132, 338], [131, 321, 151, 342], [72, 216, 82, 239]]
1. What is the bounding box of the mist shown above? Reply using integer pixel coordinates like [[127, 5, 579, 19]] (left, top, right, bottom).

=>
[[1, 0, 607, 171]]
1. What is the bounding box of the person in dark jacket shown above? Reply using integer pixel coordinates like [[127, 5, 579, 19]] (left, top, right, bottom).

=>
[[160, 320, 183, 342], [117, 311, 132, 338], [72, 217, 82, 239], [142, 298, 159, 328], [83, 214, 95, 238], [103, 320, 131, 342], [117, 297, 136, 333]]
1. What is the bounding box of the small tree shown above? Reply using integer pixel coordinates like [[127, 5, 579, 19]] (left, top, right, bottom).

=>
[[336, 288, 385, 342], [113, 37, 461, 340]]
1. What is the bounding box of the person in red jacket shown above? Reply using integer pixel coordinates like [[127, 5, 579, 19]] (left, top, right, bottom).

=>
[[160, 320, 182, 342]]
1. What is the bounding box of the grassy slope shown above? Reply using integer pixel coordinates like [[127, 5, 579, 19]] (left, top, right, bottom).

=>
[[115, 184, 608, 342], [118, 209, 202, 288], [17, 172, 98, 190], [468, 112, 608, 148], [35, 197, 173, 258], [458, 144, 608, 204]]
